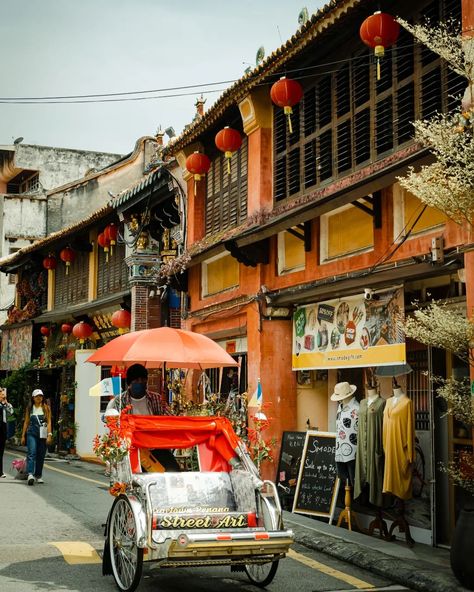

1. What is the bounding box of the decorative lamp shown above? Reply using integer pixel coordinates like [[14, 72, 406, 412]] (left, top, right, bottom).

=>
[[360, 12, 400, 80], [60, 246, 75, 275], [98, 232, 111, 263], [40, 325, 50, 337], [111, 309, 132, 334], [270, 76, 303, 134], [185, 151, 211, 193], [61, 323, 73, 334], [215, 127, 242, 174], [42, 254, 57, 271], [72, 321, 93, 345], [105, 223, 118, 256]]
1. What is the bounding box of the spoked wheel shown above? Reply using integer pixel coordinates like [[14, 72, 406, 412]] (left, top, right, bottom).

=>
[[245, 560, 279, 587], [109, 496, 144, 592]]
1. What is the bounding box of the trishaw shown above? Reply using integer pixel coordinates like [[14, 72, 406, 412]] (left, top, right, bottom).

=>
[[102, 413, 294, 592]]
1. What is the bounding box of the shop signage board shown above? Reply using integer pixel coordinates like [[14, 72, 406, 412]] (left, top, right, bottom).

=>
[[275, 431, 306, 487], [292, 431, 340, 522], [292, 286, 405, 369]]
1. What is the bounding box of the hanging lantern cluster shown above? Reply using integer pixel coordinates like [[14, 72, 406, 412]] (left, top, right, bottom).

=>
[[270, 76, 303, 134], [215, 127, 242, 174], [98, 222, 119, 262], [185, 151, 211, 192], [72, 321, 93, 345], [105, 223, 118, 255], [60, 246, 75, 275], [111, 309, 131, 334], [360, 11, 400, 80]]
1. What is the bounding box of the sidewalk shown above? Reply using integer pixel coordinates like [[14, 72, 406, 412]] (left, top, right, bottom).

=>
[[284, 510, 469, 592]]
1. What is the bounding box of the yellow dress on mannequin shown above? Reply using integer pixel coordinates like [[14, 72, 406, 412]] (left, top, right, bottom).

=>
[[382, 393, 415, 500]]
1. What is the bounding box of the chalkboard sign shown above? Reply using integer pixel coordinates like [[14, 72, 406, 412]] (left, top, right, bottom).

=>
[[292, 431, 340, 522], [275, 431, 306, 487]]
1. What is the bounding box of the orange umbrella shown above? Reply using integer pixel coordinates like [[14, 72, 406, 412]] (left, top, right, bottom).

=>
[[86, 326, 238, 369]]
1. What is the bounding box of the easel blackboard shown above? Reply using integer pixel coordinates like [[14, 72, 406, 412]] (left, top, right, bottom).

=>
[[275, 431, 306, 486], [292, 431, 340, 522]]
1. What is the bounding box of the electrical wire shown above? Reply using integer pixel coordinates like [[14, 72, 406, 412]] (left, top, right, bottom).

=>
[[0, 42, 420, 105]]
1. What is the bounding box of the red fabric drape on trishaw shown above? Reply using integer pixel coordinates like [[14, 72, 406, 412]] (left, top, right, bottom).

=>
[[120, 414, 241, 472]]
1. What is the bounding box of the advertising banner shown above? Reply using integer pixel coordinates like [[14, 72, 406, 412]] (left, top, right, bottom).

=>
[[292, 286, 405, 370]]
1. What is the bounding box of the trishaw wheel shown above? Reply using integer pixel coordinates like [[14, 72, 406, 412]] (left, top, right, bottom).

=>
[[109, 496, 144, 592], [244, 560, 279, 587]]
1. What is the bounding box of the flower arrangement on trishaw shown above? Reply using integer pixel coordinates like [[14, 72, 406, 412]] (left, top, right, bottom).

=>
[[87, 328, 294, 592]]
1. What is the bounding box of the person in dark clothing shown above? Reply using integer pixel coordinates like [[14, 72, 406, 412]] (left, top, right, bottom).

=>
[[0, 388, 13, 478], [106, 364, 180, 472]]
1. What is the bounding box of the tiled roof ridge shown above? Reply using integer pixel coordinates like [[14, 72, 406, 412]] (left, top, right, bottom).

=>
[[0, 204, 112, 269]]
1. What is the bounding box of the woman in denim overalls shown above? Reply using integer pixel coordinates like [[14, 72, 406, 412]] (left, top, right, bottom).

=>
[[21, 389, 52, 485]]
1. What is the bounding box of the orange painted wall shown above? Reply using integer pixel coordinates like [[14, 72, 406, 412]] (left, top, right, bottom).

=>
[[247, 127, 272, 215]]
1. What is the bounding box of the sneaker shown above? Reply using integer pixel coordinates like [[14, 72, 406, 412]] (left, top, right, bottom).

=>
[[27, 474, 35, 486], [35, 477, 44, 484], [0, 473, 6, 478]]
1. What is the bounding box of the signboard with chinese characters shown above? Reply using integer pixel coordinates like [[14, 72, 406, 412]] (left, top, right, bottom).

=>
[[292, 286, 405, 370]]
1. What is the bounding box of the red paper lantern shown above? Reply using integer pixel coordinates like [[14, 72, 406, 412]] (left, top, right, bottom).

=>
[[97, 232, 111, 263], [215, 127, 242, 174], [185, 152, 211, 183], [360, 12, 400, 80], [111, 309, 131, 334], [61, 323, 73, 334], [40, 325, 50, 337], [270, 76, 303, 134], [72, 321, 93, 344], [60, 246, 75, 275], [105, 223, 118, 255], [42, 254, 57, 271]]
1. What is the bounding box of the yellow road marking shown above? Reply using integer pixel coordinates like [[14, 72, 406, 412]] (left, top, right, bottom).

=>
[[49, 542, 101, 564], [288, 549, 375, 589], [42, 463, 106, 486]]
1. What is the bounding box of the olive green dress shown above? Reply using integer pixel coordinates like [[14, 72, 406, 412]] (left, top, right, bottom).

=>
[[354, 397, 386, 507]]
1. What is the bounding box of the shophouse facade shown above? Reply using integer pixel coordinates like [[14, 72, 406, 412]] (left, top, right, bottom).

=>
[[0, 142, 121, 324], [0, 136, 176, 457], [167, 0, 473, 545]]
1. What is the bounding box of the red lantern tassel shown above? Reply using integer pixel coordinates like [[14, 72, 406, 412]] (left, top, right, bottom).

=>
[[66, 263, 70, 276], [225, 151, 232, 175], [284, 106, 293, 134]]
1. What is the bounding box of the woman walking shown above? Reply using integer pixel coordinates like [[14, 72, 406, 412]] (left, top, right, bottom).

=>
[[0, 388, 13, 478], [21, 389, 52, 485]]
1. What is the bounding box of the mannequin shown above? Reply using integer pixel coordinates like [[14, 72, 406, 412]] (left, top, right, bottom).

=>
[[382, 383, 415, 546], [331, 382, 360, 531], [383, 385, 414, 498], [354, 386, 386, 507], [354, 384, 388, 539]]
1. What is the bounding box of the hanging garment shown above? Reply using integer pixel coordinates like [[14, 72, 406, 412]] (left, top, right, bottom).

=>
[[335, 396, 359, 463], [354, 397, 386, 507], [382, 395, 415, 500]]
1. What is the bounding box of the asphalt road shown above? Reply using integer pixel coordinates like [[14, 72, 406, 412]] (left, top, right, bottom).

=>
[[0, 450, 410, 592]]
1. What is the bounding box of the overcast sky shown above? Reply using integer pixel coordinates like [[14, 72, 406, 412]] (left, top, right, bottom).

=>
[[1, 1, 327, 155]]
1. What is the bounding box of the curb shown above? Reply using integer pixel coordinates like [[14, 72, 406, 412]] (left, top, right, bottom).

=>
[[285, 515, 467, 592]]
